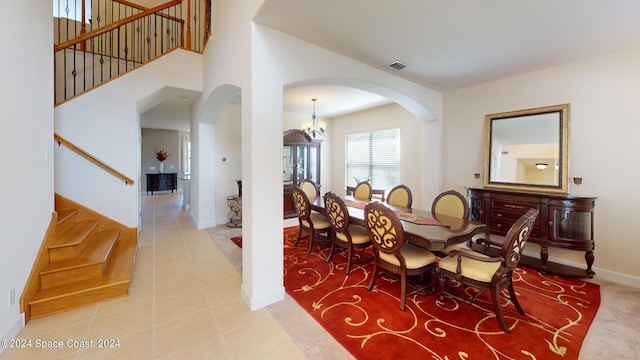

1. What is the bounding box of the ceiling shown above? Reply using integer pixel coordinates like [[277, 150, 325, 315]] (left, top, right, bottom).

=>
[[144, 1, 640, 126]]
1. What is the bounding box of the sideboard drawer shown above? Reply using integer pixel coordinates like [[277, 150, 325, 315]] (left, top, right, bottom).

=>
[[489, 218, 540, 238], [491, 199, 538, 212], [491, 208, 528, 222]]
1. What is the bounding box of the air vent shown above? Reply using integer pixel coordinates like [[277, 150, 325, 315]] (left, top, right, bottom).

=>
[[387, 60, 408, 71]]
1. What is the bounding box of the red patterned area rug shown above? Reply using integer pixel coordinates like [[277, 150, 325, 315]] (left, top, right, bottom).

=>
[[282, 226, 601, 360], [230, 235, 242, 248]]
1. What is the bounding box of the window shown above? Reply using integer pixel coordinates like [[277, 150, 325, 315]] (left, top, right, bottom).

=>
[[179, 135, 191, 175], [345, 128, 400, 190]]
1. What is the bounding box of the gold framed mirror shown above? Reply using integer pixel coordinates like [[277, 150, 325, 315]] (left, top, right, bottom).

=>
[[484, 104, 570, 193]]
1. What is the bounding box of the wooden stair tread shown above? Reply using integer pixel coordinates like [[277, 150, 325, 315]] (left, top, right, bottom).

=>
[[30, 235, 137, 304], [56, 209, 77, 223], [40, 229, 119, 275], [50, 220, 99, 248]]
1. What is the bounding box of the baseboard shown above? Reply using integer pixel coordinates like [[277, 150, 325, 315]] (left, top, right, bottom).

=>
[[240, 284, 285, 311], [195, 217, 218, 230], [587, 267, 640, 288], [0, 312, 25, 356]]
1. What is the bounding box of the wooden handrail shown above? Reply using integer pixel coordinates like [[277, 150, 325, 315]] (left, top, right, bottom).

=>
[[55, 134, 135, 185], [54, 0, 183, 53], [112, 0, 184, 26]]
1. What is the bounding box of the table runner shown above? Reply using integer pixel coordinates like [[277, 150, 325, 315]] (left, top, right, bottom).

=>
[[342, 199, 440, 225]]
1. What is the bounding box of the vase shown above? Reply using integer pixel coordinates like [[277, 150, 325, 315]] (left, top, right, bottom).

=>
[[159, 161, 164, 173]]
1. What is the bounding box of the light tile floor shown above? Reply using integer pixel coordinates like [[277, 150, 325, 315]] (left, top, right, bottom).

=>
[[1, 193, 305, 360], [3, 192, 640, 359]]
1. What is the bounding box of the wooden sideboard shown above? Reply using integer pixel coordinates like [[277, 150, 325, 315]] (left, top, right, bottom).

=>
[[466, 187, 597, 278], [146, 173, 177, 194]]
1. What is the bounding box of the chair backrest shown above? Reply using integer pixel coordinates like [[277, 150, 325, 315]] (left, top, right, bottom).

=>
[[324, 192, 350, 234], [386, 185, 413, 208], [292, 186, 311, 221], [353, 181, 373, 201], [431, 190, 469, 219], [501, 208, 539, 270], [364, 202, 404, 255], [300, 179, 319, 202]]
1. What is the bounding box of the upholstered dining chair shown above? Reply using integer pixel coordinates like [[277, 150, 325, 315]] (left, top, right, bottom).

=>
[[431, 189, 469, 219], [431, 190, 470, 255], [324, 192, 372, 275], [292, 186, 332, 255], [353, 181, 373, 201], [437, 208, 539, 333], [300, 179, 319, 202], [364, 202, 438, 310], [300, 179, 321, 215], [386, 184, 413, 208]]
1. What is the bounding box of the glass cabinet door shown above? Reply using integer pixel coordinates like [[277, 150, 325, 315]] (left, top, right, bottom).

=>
[[308, 146, 318, 184], [283, 146, 293, 184], [296, 146, 308, 185], [551, 208, 593, 241]]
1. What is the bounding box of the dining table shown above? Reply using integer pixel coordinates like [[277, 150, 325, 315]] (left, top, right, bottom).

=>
[[311, 196, 488, 252]]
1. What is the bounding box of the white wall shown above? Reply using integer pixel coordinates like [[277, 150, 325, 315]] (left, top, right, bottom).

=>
[[140, 128, 181, 191], [55, 50, 202, 227], [214, 103, 242, 224], [330, 104, 430, 209], [0, 2, 54, 353], [197, 0, 444, 310], [443, 46, 640, 286]]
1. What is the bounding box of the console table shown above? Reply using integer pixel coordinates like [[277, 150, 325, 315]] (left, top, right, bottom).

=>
[[467, 187, 597, 278], [146, 173, 177, 194]]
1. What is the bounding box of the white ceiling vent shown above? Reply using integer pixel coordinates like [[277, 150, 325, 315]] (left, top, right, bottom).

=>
[[387, 60, 408, 71]]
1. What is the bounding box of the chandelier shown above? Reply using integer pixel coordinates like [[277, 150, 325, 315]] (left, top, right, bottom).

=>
[[302, 98, 326, 138]]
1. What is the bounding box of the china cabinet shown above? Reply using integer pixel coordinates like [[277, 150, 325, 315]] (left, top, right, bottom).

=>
[[283, 129, 321, 218], [467, 187, 596, 278]]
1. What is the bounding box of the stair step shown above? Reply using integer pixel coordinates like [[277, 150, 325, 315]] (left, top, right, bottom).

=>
[[40, 229, 120, 289], [56, 209, 79, 235], [29, 234, 137, 319], [49, 220, 99, 262]]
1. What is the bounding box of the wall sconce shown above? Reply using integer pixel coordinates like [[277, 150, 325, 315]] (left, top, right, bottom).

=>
[[535, 163, 548, 170], [573, 177, 583, 185]]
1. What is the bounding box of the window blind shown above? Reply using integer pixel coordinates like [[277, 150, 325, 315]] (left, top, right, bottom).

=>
[[345, 128, 400, 190]]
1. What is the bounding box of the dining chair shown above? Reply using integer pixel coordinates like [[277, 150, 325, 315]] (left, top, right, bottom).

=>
[[364, 202, 438, 310], [353, 181, 373, 201], [437, 208, 539, 333], [324, 192, 372, 275], [431, 190, 469, 219], [431, 190, 470, 255], [300, 179, 319, 202], [386, 184, 413, 208], [292, 186, 332, 255]]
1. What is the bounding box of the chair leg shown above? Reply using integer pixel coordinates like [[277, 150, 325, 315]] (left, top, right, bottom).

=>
[[367, 261, 378, 291], [345, 245, 353, 275], [508, 282, 525, 315], [306, 231, 314, 254], [326, 237, 336, 263], [399, 272, 407, 310], [437, 272, 446, 302], [294, 227, 303, 247], [491, 282, 509, 333]]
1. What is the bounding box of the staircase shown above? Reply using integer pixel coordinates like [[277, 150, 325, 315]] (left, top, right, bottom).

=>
[[23, 195, 137, 319]]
